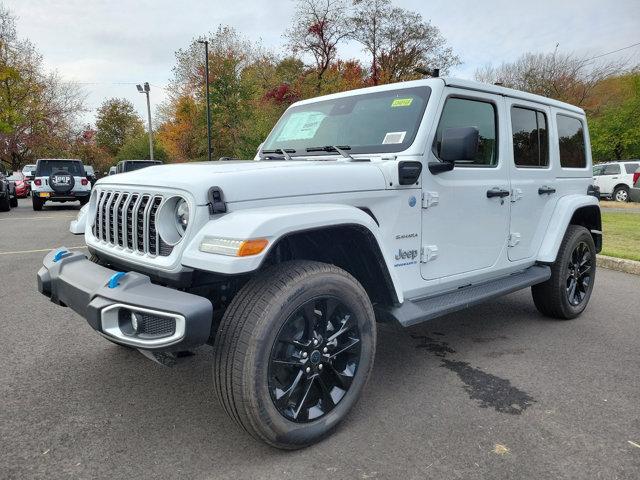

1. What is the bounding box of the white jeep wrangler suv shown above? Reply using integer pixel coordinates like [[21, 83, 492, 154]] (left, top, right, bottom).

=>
[[38, 78, 601, 449], [30, 158, 91, 211]]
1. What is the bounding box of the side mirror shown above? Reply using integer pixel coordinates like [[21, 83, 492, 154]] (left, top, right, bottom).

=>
[[440, 126, 479, 162]]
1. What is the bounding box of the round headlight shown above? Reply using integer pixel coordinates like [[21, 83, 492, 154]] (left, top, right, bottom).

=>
[[175, 199, 189, 233]]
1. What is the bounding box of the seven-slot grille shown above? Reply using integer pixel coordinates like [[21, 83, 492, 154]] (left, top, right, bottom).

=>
[[92, 190, 173, 257]]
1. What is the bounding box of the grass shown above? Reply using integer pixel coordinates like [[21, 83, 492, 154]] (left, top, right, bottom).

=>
[[601, 210, 640, 261]]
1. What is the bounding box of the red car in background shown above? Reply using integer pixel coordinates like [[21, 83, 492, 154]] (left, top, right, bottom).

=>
[[7, 172, 30, 198]]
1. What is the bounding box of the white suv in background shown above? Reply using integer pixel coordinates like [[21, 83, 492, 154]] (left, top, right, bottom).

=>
[[592, 160, 639, 202], [30, 159, 91, 210]]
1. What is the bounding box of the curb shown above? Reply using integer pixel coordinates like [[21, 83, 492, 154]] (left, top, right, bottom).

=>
[[596, 255, 640, 276]]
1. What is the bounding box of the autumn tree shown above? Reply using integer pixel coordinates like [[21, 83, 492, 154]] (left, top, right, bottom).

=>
[[475, 50, 625, 110], [94, 98, 145, 157], [285, 0, 352, 92], [116, 132, 167, 162], [0, 5, 85, 171]]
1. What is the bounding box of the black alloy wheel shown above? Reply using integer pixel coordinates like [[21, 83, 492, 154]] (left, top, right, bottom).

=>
[[566, 241, 593, 306], [268, 296, 361, 423]]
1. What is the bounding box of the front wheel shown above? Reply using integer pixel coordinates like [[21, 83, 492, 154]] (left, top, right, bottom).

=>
[[213, 260, 376, 449], [532, 225, 596, 319]]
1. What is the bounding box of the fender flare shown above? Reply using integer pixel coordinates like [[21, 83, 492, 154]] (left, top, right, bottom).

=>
[[537, 195, 600, 263], [181, 203, 403, 302]]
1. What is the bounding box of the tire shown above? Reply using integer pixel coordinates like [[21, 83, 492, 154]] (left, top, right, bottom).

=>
[[613, 186, 629, 202], [532, 225, 596, 319], [213, 260, 376, 449], [0, 194, 9, 212], [10, 196, 17, 208], [32, 196, 43, 211]]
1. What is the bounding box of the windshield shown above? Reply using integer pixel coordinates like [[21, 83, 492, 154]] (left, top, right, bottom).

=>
[[36, 160, 85, 177], [123, 161, 161, 172], [7, 173, 24, 181], [22, 165, 35, 173], [262, 86, 431, 157], [84, 166, 95, 175]]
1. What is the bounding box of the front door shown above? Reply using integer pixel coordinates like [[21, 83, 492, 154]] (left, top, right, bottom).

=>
[[506, 99, 558, 261], [421, 90, 510, 281]]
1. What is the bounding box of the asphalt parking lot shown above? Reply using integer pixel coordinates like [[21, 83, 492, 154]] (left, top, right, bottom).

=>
[[1, 198, 639, 480]]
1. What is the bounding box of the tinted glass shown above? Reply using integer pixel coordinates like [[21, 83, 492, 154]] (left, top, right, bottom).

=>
[[36, 160, 84, 177], [511, 107, 548, 167], [557, 115, 586, 168], [263, 87, 431, 156], [603, 164, 621, 175], [624, 163, 639, 174], [434, 98, 497, 166], [124, 161, 161, 172], [592, 165, 604, 176]]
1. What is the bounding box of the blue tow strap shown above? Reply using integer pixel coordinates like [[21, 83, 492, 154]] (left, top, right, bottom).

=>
[[52, 249, 69, 262], [107, 272, 126, 289]]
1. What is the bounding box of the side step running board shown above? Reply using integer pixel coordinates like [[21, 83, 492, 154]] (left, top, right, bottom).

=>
[[380, 265, 551, 328]]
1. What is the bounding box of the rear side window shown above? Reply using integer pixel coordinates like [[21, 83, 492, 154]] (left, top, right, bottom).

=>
[[603, 164, 621, 175], [511, 107, 548, 167], [434, 97, 497, 166], [36, 160, 84, 177], [557, 115, 586, 168], [624, 163, 639, 174]]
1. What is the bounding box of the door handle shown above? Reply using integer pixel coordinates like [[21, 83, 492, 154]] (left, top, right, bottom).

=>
[[538, 186, 556, 195], [486, 187, 510, 198]]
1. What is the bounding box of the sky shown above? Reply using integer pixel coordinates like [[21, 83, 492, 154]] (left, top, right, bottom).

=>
[[6, 0, 640, 126]]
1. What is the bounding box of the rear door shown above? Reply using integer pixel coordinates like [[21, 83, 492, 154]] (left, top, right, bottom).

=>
[[506, 100, 558, 261]]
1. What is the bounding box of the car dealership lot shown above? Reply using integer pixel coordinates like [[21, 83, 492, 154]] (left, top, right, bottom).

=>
[[1, 199, 639, 480]]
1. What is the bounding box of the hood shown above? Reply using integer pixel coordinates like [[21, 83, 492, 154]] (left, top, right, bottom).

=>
[[96, 160, 388, 204]]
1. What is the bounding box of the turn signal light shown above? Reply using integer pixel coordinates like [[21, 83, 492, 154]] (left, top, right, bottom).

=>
[[199, 236, 269, 257]]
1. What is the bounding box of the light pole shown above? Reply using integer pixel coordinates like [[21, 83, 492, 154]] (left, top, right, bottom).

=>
[[136, 82, 154, 160], [197, 39, 212, 161]]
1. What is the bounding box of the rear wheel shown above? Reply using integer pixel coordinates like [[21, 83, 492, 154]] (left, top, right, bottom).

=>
[[9, 196, 17, 208], [613, 186, 629, 202], [213, 260, 376, 449], [532, 225, 596, 319], [0, 194, 9, 211], [32, 196, 43, 211]]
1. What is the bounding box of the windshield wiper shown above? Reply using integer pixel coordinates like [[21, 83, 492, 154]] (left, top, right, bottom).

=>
[[261, 148, 295, 161], [305, 145, 353, 160]]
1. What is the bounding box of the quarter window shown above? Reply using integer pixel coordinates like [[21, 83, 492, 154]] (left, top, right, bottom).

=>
[[511, 107, 548, 167], [624, 163, 639, 174], [557, 115, 586, 168], [434, 97, 497, 166]]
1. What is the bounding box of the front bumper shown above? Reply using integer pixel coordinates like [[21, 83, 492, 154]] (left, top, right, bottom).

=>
[[37, 248, 213, 351]]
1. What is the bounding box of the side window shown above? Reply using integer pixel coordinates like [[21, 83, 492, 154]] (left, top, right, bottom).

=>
[[603, 164, 621, 175], [624, 163, 639, 174], [511, 106, 548, 167], [434, 97, 497, 166], [557, 114, 586, 168]]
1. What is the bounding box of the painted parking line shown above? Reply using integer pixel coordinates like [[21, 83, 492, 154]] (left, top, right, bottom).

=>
[[0, 215, 76, 221], [0, 245, 87, 256]]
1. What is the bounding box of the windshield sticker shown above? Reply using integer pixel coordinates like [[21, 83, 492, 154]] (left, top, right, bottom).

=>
[[391, 98, 413, 107], [382, 131, 406, 144], [276, 111, 326, 141]]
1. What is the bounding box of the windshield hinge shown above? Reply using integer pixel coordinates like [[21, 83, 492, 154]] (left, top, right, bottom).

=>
[[207, 187, 226, 215]]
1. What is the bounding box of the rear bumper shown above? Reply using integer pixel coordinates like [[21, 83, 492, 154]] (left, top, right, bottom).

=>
[[630, 187, 640, 203], [37, 248, 213, 351], [35, 191, 90, 201]]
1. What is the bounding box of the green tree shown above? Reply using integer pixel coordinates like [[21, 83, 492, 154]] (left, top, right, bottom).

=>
[[589, 73, 640, 161], [95, 98, 145, 157], [116, 132, 167, 162]]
